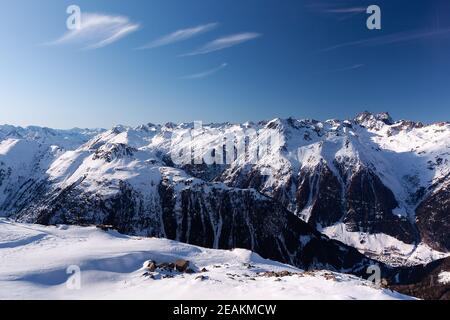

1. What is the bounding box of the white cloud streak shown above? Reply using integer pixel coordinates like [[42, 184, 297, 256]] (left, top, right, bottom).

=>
[[47, 13, 139, 50], [182, 32, 261, 56], [138, 23, 218, 49], [320, 27, 450, 52], [318, 64, 365, 74], [306, 2, 366, 21], [323, 7, 366, 13], [180, 63, 228, 79]]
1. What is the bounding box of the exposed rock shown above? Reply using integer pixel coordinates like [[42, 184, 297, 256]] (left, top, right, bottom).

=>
[[156, 262, 175, 271], [143, 260, 157, 272], [258, 270, 298, 278], [416, 182, 450, 251], [148, 263, 157, 272], [344, 168, 416, 244], [195, 275, 208, 281], [175, 259, 190, 272], [96, 224, 115, 231], [322, 272, 337, 281]]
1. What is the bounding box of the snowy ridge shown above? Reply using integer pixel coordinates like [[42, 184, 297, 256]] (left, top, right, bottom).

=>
[[0, 219, 411, 300], [0, 125, 104, 150]]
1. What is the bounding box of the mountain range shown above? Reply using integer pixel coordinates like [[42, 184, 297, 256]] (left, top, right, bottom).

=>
[[1, 112, 449, 299]]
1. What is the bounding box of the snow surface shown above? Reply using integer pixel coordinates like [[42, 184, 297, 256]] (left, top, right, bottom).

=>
[[0, 219, 411, 300], [438, 272, 450, 285], [322, 223, 449, 266]]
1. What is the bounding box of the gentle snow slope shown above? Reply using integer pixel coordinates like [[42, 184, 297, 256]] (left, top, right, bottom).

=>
[[0, 219, 411, 300]]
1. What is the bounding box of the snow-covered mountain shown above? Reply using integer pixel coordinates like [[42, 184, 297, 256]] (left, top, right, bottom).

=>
[[0, 127, 378, 275], [0, 124, 104, 150], [0, 219, 412, 300], [216, 112, 450, 261], [0, 113, 448, 271]]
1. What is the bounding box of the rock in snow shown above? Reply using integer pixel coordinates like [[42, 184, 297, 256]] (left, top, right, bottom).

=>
[[175, 259, 190, 272]]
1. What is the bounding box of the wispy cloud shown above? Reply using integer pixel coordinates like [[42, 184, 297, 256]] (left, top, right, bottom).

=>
[[323, 7, 366, 14], [180, 63, 228, 79], [318, 64, 365, 74], [306, 1, 366, 21], [326, 7, 366, 21], [182, 32, 261, 56], [320, 27, 450, 52], [46, 13, 139, 50], [138, 23, 218, 49]]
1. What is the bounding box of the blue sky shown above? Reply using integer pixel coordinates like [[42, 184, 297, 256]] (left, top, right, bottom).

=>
[[0, 0, 449, 128]]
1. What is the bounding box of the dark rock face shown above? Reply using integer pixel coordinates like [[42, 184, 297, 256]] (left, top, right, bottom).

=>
[[416, 184, 450, 251], [296, 164, 343, 228], [182, 163, 227, 182], [93, 143, 137, 163], [0, 165, 10, 187], [389, 257, 450, 300], [157, 180, 376, 274], [13, 179, 162, 237], [0, 178, 49, 217], [9, 174, 380, 276], [344, 169, 416, 244], [355, 111, 394, 128], [222, 162, 417, 245]]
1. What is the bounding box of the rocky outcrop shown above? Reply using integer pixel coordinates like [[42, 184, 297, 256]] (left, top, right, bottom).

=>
[[344, 168, 416, 244], [416, 181, 450, 251], [223, 161, 417, 245], [295, 163, 344, 227]]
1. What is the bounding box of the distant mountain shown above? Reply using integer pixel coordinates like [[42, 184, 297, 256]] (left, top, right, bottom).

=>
[[0, 124, 104, 150], [0, 113, 448, 276]]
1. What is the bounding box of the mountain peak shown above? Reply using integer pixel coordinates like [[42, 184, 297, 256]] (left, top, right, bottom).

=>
[[355, 111, 393, 124], [355, 111, 394, 129], [375, 112, 394, 125]]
